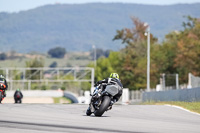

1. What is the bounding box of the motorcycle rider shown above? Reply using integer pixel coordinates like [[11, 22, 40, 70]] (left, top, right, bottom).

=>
[[95, 73, 123, 103], [0, 75, 8, 97], [87, 73, 123, 114], [14, 89, 23, 103]]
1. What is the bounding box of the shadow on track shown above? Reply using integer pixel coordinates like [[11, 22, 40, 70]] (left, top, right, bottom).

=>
[[0, 120, 146, 133], [82, 115, 110, 117]]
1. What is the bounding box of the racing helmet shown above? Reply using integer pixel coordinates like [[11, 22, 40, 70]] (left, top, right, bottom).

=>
[[0, 75, 4, 79], [110, 73, 119, 79]]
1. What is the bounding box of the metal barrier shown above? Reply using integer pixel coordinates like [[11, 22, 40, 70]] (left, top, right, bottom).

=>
[[142, 87, 200, 102], [130, 90, 143, 103]]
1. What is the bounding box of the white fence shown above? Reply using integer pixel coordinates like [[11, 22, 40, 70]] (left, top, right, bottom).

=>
[[0, 67, 94, 92]]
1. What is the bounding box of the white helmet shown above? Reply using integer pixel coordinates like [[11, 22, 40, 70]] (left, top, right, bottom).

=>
[[0, 75, 5, 79]]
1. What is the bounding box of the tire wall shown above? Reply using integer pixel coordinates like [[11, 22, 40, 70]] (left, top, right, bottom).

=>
[[63, 92, 79, 103]]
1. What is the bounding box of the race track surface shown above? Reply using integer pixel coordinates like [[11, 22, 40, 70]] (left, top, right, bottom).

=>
[[0, 104, 200, 133]]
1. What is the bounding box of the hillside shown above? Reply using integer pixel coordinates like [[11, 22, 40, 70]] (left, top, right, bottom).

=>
[[0, 3, 200, 53]]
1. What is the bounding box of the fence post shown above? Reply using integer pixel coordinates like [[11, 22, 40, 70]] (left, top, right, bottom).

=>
[[10, 80, 13, 90], [176, 74, 179, 89], [74, 69, 76, 81], [22, 70, 26, 90], [6, 68, 9, 80], [91, 68, 95, 94], [57, 69, 60, 80], [28, 81, 31, 90], [188, 73, 192, 88], [162, 73, 165, 91]]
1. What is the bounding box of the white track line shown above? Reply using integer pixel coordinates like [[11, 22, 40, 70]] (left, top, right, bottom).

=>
[[165, 104, 200, 116]]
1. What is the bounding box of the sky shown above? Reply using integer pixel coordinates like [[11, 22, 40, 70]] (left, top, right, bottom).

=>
[[1, 0, 200, 13]]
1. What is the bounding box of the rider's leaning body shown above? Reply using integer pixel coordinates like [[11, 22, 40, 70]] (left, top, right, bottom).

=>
[[86, 73, 123, 116], [14, 89, 23, 99], [0, 75, 8, 97], [94, 73, 123, 102]]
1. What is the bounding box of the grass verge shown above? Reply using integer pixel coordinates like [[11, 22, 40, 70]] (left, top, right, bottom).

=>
[[53, 97, 72, 104], [142, 101, 200, 114]]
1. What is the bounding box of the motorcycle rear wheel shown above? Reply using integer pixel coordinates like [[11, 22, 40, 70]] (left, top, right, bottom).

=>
[[94, 96, 111, 117]]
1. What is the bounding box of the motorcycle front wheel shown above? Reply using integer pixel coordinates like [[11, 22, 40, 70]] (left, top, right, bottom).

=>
[[86, 108, 92, 116], [94, 96, 111, 117], [15, 98, 22, 104]]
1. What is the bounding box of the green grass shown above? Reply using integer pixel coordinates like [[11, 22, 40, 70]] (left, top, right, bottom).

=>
[[143, 101, 200, 114], [53, 97, 72, 104]]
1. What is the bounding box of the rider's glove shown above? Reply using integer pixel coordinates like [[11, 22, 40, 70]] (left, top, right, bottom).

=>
[[113, 99, 117, 103], [94, 83, 98, 87]]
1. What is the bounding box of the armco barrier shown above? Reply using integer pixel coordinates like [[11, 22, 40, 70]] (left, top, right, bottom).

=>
[[142, 87, 200, 102]]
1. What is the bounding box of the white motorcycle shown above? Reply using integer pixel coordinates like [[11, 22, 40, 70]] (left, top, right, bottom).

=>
[[86, 83, 121, 117]]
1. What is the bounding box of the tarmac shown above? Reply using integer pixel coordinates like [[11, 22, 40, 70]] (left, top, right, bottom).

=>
[[0, 104, 200, 133]]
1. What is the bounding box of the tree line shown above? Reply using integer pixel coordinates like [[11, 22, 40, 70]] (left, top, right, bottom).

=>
[[91, 16, 200, 90]]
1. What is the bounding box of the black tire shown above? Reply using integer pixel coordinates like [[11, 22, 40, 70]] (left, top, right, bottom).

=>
[[94, 96, 111, 117], [86, 108, 92, 116], [0, 91, 2, 103], [15, 99, 22, 104]]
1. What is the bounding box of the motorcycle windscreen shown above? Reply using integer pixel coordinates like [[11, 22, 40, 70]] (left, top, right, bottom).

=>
[[105, 85, 119, 96]]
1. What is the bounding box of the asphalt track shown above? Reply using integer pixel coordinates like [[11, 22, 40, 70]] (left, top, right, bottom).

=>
[[0, 104, 200, 133]]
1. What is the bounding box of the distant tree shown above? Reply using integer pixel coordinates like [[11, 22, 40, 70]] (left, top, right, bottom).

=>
[[49, 61, 57, 68], [96, 48, 104, 59], [113, 17, 158, 90], [90, 48, 111, 59], [89, 16, 200, 90], [88, 51, 121, 82], [90, 48, 102, 59], [48, 47, 66, 58], [104, 50, 111, 58], [174, 16, 200, 83], [0, 53, 7, 60]]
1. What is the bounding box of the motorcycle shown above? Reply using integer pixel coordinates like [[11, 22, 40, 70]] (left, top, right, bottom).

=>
[[86, 83, 121, 117], [14, 92, 22, 103], [0, 83, 6, 103]]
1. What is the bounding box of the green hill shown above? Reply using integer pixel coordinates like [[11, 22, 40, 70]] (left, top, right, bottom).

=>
[[0, 3, 200, 53]]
